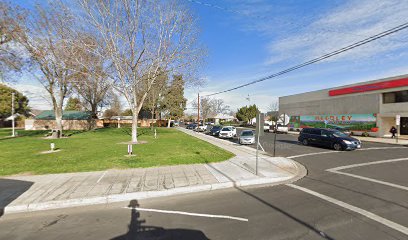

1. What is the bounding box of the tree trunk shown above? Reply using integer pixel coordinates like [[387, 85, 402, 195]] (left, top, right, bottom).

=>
[[167, 117, 171, 128], [54, 106, 63, 138], [131, 109, 138, 143], [90, 103, 98, 118], [151, 109, 155, 130]]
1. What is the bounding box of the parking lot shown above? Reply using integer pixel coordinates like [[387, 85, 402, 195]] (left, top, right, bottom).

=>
[[200, 126, 397, 157]]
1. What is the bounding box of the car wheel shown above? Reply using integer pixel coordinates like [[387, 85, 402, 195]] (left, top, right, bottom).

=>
[[333, 143, 343, 151], [302, 139, 308, 146]]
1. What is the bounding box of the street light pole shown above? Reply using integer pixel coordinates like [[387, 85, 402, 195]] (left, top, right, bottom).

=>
[[12, 92, 15, 137], [197, 93, 200, 123]]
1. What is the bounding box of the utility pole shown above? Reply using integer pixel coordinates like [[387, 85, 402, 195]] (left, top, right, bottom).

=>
[[11, 92, 15, 137], [197, 93, 200, 123]]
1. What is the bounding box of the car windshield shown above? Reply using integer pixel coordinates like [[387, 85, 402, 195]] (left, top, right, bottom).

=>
[[212, 126, 221, 131], [241, 131, 254, 136], [221, 127, 232, 131], [332, 130, 348, 137]]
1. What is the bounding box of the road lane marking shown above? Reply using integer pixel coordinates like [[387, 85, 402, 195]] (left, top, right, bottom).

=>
[[327, 157, 408, 171], [287, 151, 335, 159], [328, 171, 408, 191], [327, 158, 408, 191], [287, 147, 407, 159], [286, 184, 408, 235], [97, 171, 108, 183], [122, 207, 249, 222]]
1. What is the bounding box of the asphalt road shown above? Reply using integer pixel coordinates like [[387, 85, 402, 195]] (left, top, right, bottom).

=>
[[1, 130, 408, 240]]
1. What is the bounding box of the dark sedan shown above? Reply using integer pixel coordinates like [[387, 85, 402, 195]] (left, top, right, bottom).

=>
[[186, 123, 197, 130], [208, 125, 223, 136], [298, 128, 361, 151]]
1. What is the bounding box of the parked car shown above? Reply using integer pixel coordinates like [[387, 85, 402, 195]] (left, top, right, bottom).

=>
[[218, 126, 237, 139], [239, 130, 255, 145], [186, 123, 197, 130], [269, 123, 289, 134], [263, 122, 271, 132], [298, 128, 361, 151], [332, 126, 351, 136], [208, 125, 223, 136], [196, 124, 207, 132]]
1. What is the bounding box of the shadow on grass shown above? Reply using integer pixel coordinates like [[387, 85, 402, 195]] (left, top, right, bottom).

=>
[[111, 199, 209, 240], [0, 178, 33, 218]]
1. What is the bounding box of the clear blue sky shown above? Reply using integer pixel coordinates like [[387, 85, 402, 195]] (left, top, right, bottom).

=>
[[10, 0, 408, 112]]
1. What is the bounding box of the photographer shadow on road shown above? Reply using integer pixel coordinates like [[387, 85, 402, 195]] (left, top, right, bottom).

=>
[[111, 199, 209, 240], [0, 178, 34, 218]]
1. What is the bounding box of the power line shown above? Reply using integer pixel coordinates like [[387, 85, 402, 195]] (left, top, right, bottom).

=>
[[203, 21, 408, 97]]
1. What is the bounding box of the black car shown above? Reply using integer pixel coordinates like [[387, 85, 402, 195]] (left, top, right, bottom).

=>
[[298, 128, 361, 151], [208, 125, 222, 136], [186, 123, 197, 130]]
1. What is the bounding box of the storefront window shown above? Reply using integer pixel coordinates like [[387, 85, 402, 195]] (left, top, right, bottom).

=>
[[383, 90, 408, 103]]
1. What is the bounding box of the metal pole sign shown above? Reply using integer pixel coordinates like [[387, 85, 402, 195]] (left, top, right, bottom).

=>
[[255, 113, 264, 137], [255, 112, 264, 175], [11, 92, 15, 137]]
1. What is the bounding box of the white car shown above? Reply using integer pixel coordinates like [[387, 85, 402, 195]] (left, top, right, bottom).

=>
[[196, 124, 207, 132], [218, 126, 237, 139], [239, 130, 255, 144], [269, 124, 289, 134]]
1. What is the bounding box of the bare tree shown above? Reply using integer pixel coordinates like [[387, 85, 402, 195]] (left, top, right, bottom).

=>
[[267, 102, 279, 121], [0, 2, 26, 77], [212, 99, 230, 115], [15, 3, 78, 137], [192, 97, 230, 121], [69, 33, 112, 117], [79, 0, 203, 143], [192, 97, 214, 121]]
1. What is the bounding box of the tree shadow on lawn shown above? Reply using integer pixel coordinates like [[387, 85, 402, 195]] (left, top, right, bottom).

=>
[[111, 199, 209, 240], [0, 178, 33, 218]]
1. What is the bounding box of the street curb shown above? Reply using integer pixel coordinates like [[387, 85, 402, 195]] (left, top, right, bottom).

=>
[[4, 164, 306, 215]]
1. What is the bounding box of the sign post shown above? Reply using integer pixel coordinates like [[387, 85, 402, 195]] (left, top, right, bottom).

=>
[[396, 115, 401, 143], [255, 112, 264, 175], [11, 92, 15, 137]]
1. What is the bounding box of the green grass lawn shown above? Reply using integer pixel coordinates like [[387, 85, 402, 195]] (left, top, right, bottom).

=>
[[0, 127, 234, 176]]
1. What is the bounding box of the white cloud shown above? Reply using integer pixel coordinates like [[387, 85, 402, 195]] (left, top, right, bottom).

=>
[[266, 0, 408, 64], [11, 83, 52, 110]]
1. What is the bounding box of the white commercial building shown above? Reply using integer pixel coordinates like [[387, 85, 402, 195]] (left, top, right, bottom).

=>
[[279, 74, 408, 137]]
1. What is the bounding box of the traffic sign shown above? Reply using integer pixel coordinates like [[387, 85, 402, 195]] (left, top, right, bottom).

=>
[[256, 112, 264, 137]]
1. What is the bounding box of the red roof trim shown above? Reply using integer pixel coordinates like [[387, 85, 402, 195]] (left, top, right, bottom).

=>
[[329, 78, 408, 96]]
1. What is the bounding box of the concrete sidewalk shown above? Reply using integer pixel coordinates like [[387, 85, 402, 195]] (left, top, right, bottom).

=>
[[1, 128, 305, 215], [354, 136, 408, 145]]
